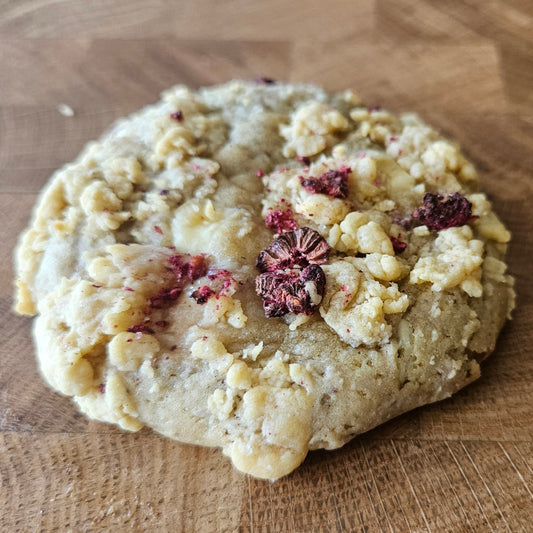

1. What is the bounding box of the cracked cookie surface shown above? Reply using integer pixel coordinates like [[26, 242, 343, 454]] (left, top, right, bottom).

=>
[[14, 80, 515, 480]]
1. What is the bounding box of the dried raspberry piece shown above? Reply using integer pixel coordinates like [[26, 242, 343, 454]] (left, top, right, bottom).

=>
[[167, 254, 187, 281], [191, 285, 214, 305], [299, 167, 351, 198], [255, 228, 330, 318], [390, 236, 407, 254], [412, 192, 473, 230], [168, 254, 207, 282], [392, 213, 415, 230], [296, 155, 311, 166], [265, 208, 298, 234], [255, 77, 276, 84], [149, 287, 182, 309], [207, 268, 233, 281], [256, 264, 326, 318], [170, 110, 183, 121], [186, 255, 208, 280], [127, 323, 155, 334], [148, 254, 208, 309], [256, 227, 330, 272]]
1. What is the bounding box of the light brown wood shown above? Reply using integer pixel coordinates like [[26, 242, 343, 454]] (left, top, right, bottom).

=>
[[1, 1, 532, 531]]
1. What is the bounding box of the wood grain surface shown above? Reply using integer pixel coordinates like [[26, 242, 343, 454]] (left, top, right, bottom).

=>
[[1, 1, 533, 531]]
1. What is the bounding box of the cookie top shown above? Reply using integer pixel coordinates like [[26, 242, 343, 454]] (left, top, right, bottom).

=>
[[14, 80, 515, 479]]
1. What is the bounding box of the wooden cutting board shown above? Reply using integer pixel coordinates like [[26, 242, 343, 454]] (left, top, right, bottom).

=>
[[1, 1, 532, 530]]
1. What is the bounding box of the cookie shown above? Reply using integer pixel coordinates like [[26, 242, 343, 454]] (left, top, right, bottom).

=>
[[13, 80, 515, 479]]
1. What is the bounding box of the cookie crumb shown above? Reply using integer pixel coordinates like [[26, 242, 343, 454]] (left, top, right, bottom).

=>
[[57, 104, 74, 117]]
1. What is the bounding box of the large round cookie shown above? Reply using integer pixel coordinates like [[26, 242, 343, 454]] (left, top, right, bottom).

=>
[[14, 80, 515, 479]]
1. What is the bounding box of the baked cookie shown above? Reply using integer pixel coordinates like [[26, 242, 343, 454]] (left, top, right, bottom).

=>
[[14, 80, 515, 479]]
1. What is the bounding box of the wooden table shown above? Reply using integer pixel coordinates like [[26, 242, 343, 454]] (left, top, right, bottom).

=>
[[1, 1, 532, 531]]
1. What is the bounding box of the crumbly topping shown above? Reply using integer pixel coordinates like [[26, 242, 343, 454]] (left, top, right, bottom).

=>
[[280, 101, 349, 157], [320, 258, 409, 347], [469, 193, 511, 243], [410, 226, 484, 297], [332, 212, 394, 255]]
